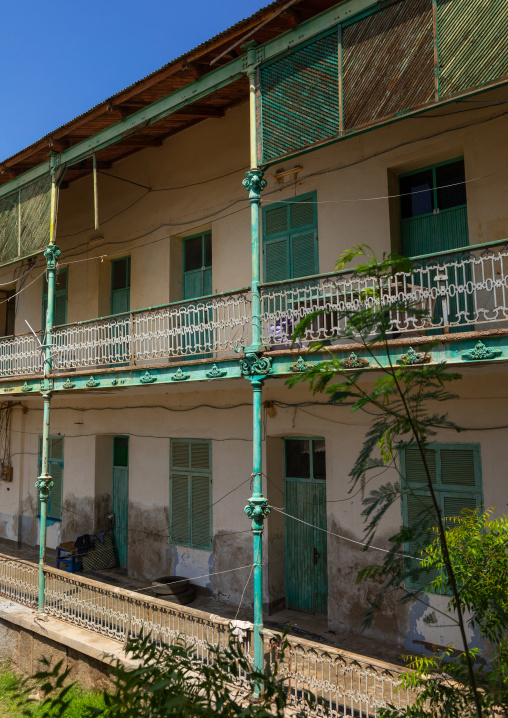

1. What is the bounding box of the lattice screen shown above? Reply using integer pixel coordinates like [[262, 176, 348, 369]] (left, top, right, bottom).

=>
[[0, 175, 51, 266], [260, 31, 340, 163]]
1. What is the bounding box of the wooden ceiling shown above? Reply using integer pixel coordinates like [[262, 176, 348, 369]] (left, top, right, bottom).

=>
[[0, 0, 341, 189]]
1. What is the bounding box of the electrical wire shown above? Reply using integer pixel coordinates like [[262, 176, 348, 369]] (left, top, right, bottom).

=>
[[269, 505, 423, 561]]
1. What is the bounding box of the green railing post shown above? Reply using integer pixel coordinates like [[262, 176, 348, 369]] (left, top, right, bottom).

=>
[[36, 161, 60, 614], [241, 41, 272, 693]]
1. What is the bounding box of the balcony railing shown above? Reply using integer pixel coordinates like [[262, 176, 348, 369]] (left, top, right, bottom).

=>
[[260, 241, 508, 347], [0, 553, 414, 716], [0, 288, 251, 378]]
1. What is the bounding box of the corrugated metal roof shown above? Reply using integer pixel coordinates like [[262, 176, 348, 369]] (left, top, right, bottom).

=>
[[0, 0, 286, 166]]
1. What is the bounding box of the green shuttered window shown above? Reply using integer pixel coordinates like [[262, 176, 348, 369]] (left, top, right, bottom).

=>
[[37, 436, 64, 521], [42, 268, 68, 328], [170, 439, 212, 550], [401, 443, 482, 591], [263, 193, 318, 283]]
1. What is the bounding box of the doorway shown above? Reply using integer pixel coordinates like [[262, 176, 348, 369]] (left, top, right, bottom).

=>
[[399, 157, 472, 331], [182, 232, 212, 357], [284, 438, 327, 615], [112, 436, 129, 568]]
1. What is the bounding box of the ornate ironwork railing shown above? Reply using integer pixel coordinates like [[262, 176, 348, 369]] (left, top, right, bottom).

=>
[[265, 629, 412, 717], [260, 241, 508, 347], [0, 554, 412, 716], [0, 288, 251, 377], [52, 288, 251, 371]]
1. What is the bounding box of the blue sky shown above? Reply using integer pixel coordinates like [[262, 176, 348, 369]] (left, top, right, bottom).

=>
[[0, 0, 267, 161]]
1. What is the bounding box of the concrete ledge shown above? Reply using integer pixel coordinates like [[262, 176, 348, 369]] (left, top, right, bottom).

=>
[[0, 599, 137, 688]]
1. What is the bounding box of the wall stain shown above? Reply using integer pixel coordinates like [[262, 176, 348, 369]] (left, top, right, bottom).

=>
[[213, 531, 252, 606], [127, 503, 169, 581], [327, 519, 407, 648]]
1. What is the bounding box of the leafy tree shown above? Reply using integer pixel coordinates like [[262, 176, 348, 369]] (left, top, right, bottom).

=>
[[7, 634, 319, 718], [381, 509, 508, 717], [287, 245, 497, 717]]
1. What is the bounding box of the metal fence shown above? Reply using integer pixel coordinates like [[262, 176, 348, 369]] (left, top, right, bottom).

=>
[[260, 242, 508, 347], [0, 554, 411, 716], [0, 289, 251, 378], [52, 289, 251, 370]]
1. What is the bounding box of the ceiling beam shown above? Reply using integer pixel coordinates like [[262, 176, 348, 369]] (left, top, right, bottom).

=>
[[116, 137, 163, 147]]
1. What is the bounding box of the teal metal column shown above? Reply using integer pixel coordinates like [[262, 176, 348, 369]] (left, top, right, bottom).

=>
[[241, 41, 272, 690], [36, 162, 60, 613]]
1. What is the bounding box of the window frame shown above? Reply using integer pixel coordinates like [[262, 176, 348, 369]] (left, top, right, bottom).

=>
[[170, 438, 212, 551], [262, 191, 318, 282], [182, 232, 212, 300], [110, 256, 131, 315], [398, 155, 466, 223], [400, 442, 483, 592]]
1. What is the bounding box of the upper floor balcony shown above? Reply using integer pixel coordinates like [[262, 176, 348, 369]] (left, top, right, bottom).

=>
[[0, 240, 506, 382]]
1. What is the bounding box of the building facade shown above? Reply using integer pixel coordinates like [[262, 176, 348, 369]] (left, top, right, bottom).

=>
[[0, 0, 507, 656]]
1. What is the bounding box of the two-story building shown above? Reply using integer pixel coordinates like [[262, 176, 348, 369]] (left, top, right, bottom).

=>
[[1, 0, 508, 658]]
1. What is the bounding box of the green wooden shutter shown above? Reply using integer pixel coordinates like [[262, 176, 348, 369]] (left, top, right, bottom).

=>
[[292, 230, 318, 279], [191, 474, 211, 549], [404, 446, 437, 484], [263, 193, 318, 282], [406, 493, 437, 591], [171, 472, 190, 545], [402, 443, 482, 592], [171, 439, 211, 549], [265, 238, 290, 283], [440, 448, 476, 486]]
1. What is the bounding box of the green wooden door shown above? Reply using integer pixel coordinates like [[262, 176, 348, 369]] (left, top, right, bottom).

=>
[[112, 436, 129, 568], [110, 258, 131, 363], [399, 158, 472, 332], [284, 438, 327, 615], [182, 233, 212, 357]]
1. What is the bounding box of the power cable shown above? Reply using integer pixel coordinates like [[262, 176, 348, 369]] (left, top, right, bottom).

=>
[[269, 505, 423, 561]]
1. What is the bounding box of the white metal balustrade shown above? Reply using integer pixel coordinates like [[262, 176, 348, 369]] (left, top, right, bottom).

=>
[[0, 289, 251, 378], [52, 289, 251, 370], [260, 242, 508, 347], [0, 554, 412, 716]]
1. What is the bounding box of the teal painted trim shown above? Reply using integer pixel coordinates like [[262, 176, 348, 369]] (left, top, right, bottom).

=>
[[2, 331, 508, 396], [1, 331, 508, 396]]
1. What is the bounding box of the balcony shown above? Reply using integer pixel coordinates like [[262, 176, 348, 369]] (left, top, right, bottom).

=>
[[0, 288, 251, 379], [260, 241, 508, 348]]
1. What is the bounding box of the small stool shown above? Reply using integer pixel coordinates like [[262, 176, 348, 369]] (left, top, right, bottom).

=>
[[56, 542, 83, 572]]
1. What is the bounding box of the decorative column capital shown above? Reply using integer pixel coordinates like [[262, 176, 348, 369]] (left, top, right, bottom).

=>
[[36, 474, 54, 501], [242, 169, 267, 200], [240, 352, 272, 380], [44, 244, 61, 269], [245, 496, 271, 532]]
